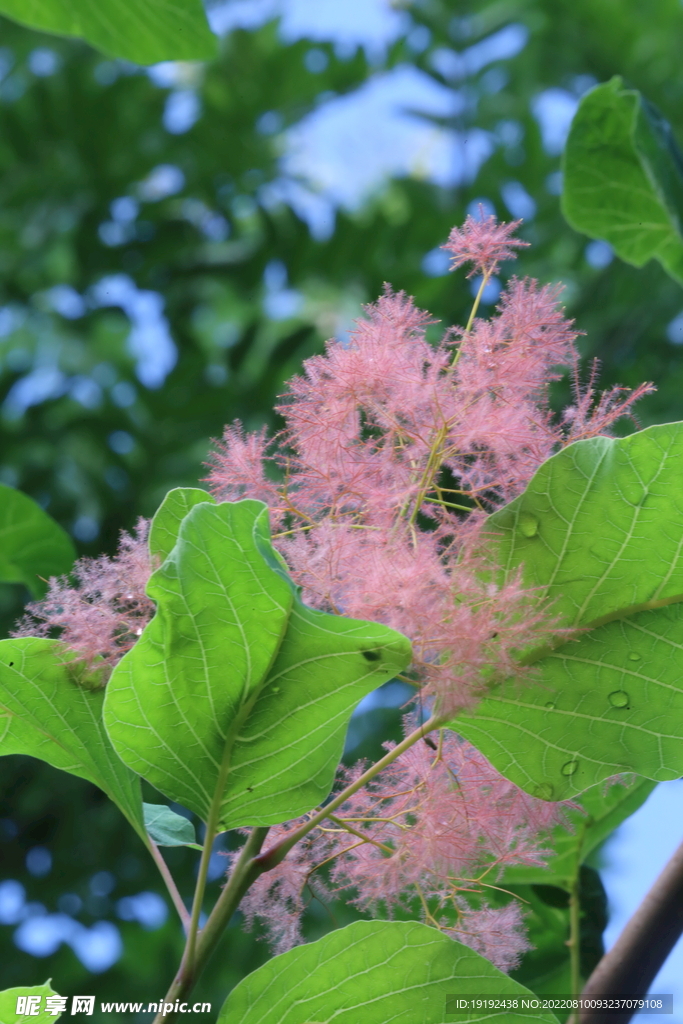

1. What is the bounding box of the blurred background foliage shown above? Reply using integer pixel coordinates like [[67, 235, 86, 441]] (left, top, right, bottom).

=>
[[2, 0, 683, 1016]]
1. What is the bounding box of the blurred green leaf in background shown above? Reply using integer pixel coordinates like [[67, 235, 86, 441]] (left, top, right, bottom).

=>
[[563, 76, 683, 285], [0, 0, 217, 63]]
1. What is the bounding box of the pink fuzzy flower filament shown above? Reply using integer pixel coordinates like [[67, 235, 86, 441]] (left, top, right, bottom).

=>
[[442, 209, 529, 278], [13, 518, 156, 681], [212, 218, 650, 970], [206, 240, 648, 714], [239, 727, 573, 971]]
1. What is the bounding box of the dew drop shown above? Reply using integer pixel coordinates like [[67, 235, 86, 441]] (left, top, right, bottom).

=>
[[628, 652, 641, 662], [519, 512, 539, 538], [608, 690, 629, 708], [561, 760, 578, 776], [545, 701, 556, 709], [271, 686, 280, 693], [533, 783, 554, 800]]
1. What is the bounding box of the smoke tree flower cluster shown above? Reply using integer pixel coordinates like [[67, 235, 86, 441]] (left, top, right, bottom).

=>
[[236, 726, 571, 970], [16, 214, 652, 975]]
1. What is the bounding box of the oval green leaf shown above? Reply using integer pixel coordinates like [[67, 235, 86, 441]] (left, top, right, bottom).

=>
[[143, 803, 201, 849], [0, 0, 217, 65], [219, 920, 559, 1024], [104, 500, 411, 829], [451, 423, 683, 798], [562, 76, 683, 285], [0, 483, 75, 598]]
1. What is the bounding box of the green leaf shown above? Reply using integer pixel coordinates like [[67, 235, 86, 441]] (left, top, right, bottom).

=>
[[215, 593, 412, 826], [562, 76, 683, 285], [218, 920, 560, 1024], [0, 981, 65, 1024], [143, 802, 201, 849], [0, 638, 145, 841], [451, 423, 683, 798], [503, 777, 656, 890], [149, 487, 215, 563], [0, 484, 75, 598], [0, 0, 217, 65], [104, 500, 412, 828]]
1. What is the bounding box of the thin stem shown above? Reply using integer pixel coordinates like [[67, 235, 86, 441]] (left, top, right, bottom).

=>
[[407, 426, 449, 528], [153, 827, 270, 1024], [579, 837, 683, 1024], [254, 713, 443, 873], [422, 496, 474, 514], [325, 812, 394, 854], [148, 839, 191, 932], [569, 869, 582, 999], [451, 270, 490, 369], [183, 807, 220, 976], [465, 271, 490, 334]]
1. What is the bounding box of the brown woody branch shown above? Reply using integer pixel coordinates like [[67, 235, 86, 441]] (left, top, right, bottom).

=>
[[580, 837, 683, 1024]]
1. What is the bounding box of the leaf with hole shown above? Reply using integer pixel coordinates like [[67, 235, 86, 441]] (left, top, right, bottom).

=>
[[104, 499, 412, 828]]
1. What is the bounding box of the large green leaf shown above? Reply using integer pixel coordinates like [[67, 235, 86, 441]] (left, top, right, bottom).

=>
[[562, 76, 683, 285], [0, 982, 65, 1024], [0, 0, 217, 64], [0, 637, 145, 840], [451, 424, 683, 799], [0, 483, 75, 598], [218, 920, 560, 1024], [104, 499, 412, 828]]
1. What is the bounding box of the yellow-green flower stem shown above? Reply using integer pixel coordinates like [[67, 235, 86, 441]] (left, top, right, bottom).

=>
[[254, 712, 443, 873], [451, 270, 491, 370]]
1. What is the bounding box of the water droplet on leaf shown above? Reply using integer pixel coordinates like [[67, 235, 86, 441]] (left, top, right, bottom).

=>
[[519, 512, 539, 538], [628, 652, 641, 662], [561, 760, 578, 776], [608, 690, 629, 708], [545, 701, 556, 709]]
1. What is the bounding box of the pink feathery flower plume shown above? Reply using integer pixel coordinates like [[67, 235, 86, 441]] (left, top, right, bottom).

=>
[[207, 214, 651, 970], [13, 519, 155, 679], [239, 727, 574, 970], [442, 208, 529, 277]]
